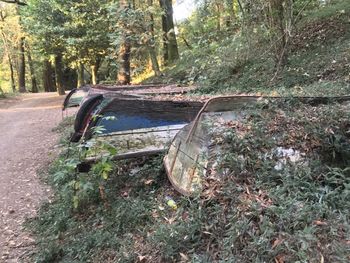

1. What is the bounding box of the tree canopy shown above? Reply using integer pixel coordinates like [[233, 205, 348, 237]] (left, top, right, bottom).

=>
[[0, 0, 347, 95]]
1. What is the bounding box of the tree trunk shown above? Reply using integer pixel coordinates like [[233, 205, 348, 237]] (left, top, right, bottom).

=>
[[160, 1, 168, 64], [91, 65, 97, 85], [0, 29, 16, 92], [77, 63, 85, 88], [159, 0, 179, 65], [117, 40, 131, 85], [8, 54, 16, 92], [54, 54, 65, 95], [43, 59, 56, 92], [149, 48, 161, 76], [26, 47, 38, 93], [147, 0, 161, 76], [17, 37, 26, 93], [118, 0, 131, 85], [91, 58, 101, 85], [269, 0, 288, 67]]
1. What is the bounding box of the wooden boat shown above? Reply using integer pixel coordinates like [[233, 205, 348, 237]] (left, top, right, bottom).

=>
[[72, 94, 204, 160], [62, 84, 197, 111], [163, 95, 350, 196]]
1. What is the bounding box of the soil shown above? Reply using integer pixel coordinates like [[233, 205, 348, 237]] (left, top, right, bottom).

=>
[[0, 93, 68, 262]]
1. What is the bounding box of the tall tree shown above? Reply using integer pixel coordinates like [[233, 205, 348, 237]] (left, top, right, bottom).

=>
[[0, 8, 16, 91], [23, 0, 68, 95], [2, 1, 26, 92], [159, 0, 179, 65], [54, 53, 65, 95], [117, 0, 131, 84], [42, 59, 55, 92], [77, 62, 84, 88], [15, 3, 26, 92], [269, 0, 288, 68], [60, 0, 111, 85], [147, 0, 161, 76], [25, 42, 38, 92], [17, 35, 26, 92]]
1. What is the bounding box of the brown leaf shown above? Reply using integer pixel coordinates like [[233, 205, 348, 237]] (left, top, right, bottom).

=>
[[272, 238, 284, 249], [182, 211, 189, 221], [179, 252, 189, 261], [144, 179, 154, 185], [274, 254, 286, 263], [138, 255, 147, 262], [313, 220, 327, 226]]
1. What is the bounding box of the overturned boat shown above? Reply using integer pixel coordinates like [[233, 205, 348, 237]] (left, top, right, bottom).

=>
[[72, 93, 204, 160], [164, 95, 350, 196], [62, 84, 197, 111]]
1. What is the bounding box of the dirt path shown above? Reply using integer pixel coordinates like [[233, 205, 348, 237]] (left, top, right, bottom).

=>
[[0, 93, 66, 262]]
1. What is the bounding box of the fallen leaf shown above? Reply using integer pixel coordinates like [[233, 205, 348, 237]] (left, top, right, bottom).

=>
[[179, 252, 189, 261], [144, 179, 154, 185], [272, 238, 284, 249], [320, 254, 324, 263], [138, 255, 147, 262], [274, 254, 286, 263], [313, 220, 327, 226]]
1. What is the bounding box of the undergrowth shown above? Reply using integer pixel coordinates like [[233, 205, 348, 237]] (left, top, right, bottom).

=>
[[144, 0, 350, 97], [28, 99, 350, 262]]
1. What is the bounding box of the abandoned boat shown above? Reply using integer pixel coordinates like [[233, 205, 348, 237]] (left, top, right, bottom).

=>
[[164, 95, 350, 196], [62, 84, 196, 111], [71, 93, 204, 160]]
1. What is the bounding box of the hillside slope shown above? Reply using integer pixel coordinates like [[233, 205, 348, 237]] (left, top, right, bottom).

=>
[[146, 1, 350, 97]]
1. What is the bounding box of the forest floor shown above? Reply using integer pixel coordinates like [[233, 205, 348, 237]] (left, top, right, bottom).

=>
[[0, 93, 67, 262]]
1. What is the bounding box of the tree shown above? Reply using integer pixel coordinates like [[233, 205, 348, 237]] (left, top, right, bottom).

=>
[[0, 7, 16, 91], [60, 0, 111, 85], [0, 1, 26, 92], [23, 0, 68, 95], [116, 0, 131, 84], [54, 53, 64, 95], [146, 0, 161, 76], [268, 0, 289, 68], [17, 34, 26, 92], [25, 41, 38, 92], [42, 59, 55, 92], [159, 0, 179, 64]]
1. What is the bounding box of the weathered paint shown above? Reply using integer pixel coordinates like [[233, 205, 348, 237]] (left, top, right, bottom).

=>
[[87, 124, 186, 159]]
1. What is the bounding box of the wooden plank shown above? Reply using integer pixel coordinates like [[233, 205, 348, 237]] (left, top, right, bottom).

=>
[[85, 149, 164, 164]]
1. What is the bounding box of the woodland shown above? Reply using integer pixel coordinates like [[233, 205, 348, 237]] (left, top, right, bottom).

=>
[[0, 0, 348, 97]]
